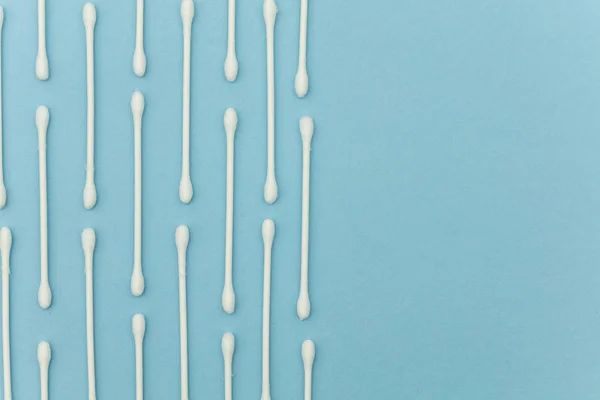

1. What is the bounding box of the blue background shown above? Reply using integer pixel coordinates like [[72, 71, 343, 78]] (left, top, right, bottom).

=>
[[0, 0, 599, 399]]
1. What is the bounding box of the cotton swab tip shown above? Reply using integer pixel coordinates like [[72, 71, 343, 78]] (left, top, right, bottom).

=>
[[83, 3, 97, 28], [221, 332, 235, 357], [0, 185, 6, 209], [263, 0, 278, 26], [38, 282, 52, 309], [176, 225, 189, 249], [302, 339, 315, 365], [0, 6, 4, 29], [83, 183, 97, 209], [180, 0, 195, 24], [0, 226, 12, 253], [36, 105, 50, 132], [224, 54, 238, 82], [297, 290, 311, 320], [82, 228, 96, 252], [179, 177, 193, 204], [262, 219, 275, 244], [131, 270, 145, 296], [133, 50, 146, 77], [131, 90, 145, 115], [224, 108, 238, 138], [264, 176, 278, 204], [132, 314, 146, 339], [37, 341, 51, 366], [222, 285, 235, 314], [295, 68, 309, 98], [36, 54, 49, 81], [300, 116, 314, 143]]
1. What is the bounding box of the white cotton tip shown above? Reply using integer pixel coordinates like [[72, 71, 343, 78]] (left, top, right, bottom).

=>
[[302, 340, 315, 366], [295, 67, 309, 98], [132, 314, 146, 340], [221, 332, 235, 358], [224, 53, 238, 82], [264, 175, 278, 204], [131, 270, 145, 296], [83, 182, 97, 209], [38, 282, 52, 309], [82, 228, 96, 252], [179, 177, 193, 204], [262, 219, 275, 245], [263, 0, 278, 26], [133, 50, 146, 77], [180, 0, 195, 25], [36, 54, 49, 81], [83, 3, 97, 29], [131, 90, 145, 116], [224, 108, 238, 139], [222, 285, 235, 314], [37, 341, 51, 367], [0, 6, 4, 30], [0, 184, 6, 209], [36, 105, 50, 136], [300, 116, 314, 144], [297, 290, 311, 320], [0, 227, 12, 255], [176, 225, 189, 250]]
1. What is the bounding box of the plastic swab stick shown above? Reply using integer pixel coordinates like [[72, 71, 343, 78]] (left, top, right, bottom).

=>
[[36, 0, 49, 80], [176, 225, 189, 400], [0, 227, 12, 400], [0, 7, 6, 209], [38, 341, 51, 400], [133, 0, 146, 77], [132, 314, 145, 400], [83, 3, 97, 210], [261, 219, 275, 400], [224, 0, 238, 81], [222, 108, 237, 314], [82, 228, 96, 400], [302, 340, 315, 400], [294, 0, 309, 97], [179, 0, 194, 204], [36, 105, 52, 309], [222, 332, 234, 400], [263, 0, 278, 204], [297, 117, 314, 320], [131, 91, 145, 297]]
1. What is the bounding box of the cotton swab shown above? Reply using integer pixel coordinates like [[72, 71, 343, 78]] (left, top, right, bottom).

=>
[[82, 228, 97, 400], [261, 219, 275, 400], [36, 0, 49, 80], [83, 3, 97, 210], [131, 91, 145, 297], [222, 108, 237, 314], [297, 116, 314, 320], [132, 314, 145, 400], [294, 0, 309, 97], [133, 0, 146, 77], [0, 227, 12, 400], [179, 0, 194, 204], [221, 332, 234, 400], [0, 7, 6, 210], [224, 0, 238, 81], [302, 340, 315, 400], [176, 225, 189, 400], [36, 105, 52, 309], [37, 341, 51, 400], [263, 0, 278, 205]]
